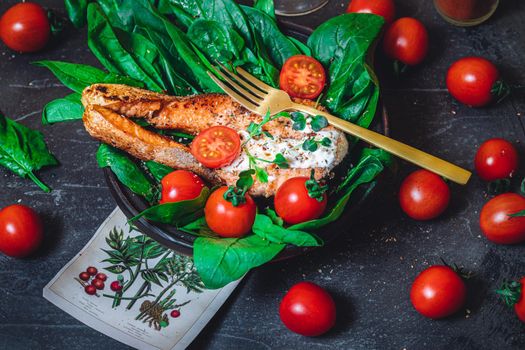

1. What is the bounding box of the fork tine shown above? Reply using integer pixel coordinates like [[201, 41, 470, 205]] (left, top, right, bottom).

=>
[[213, 67, 264, 103], [235, 67, 273, 93], [207, 72, 259, 113], [216, 62, 266, 99]]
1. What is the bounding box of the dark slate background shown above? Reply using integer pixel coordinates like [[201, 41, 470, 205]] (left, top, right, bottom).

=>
[[1, 0, 524, 349]]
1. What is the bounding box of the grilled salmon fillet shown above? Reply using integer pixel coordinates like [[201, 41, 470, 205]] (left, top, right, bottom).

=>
[[82, 84, 349, 197]]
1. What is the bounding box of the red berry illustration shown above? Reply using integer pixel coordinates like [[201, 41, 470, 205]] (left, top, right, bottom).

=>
[[79, 272, 90, 281], [91, 278, 105, 290], [95, 273, 107, 282], [85, 285, 97, 295], [110, 281, 123, 292], [86, 266, 98, 276], [170, 310, 181, 318]]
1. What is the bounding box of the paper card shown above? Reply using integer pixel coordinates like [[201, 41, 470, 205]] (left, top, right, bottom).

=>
[[43, 208, 241, 350]]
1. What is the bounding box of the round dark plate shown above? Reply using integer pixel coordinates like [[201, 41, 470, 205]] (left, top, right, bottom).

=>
[[104, 20, 390, 260]]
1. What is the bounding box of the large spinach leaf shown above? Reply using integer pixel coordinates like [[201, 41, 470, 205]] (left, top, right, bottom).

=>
[[42, 93, 84, 125], [64, 0, 89, 28], [0, 113, 58, 192], [194, 234, 285, 289], [34, 61, 107, 94], [96, 144, 157, 202]]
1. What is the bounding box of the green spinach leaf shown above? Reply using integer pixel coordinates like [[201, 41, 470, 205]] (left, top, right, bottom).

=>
[[0, 113, 58, 192], [144, 161, 173, 182], [253, 214, 322, 247], [254, 0, 275, 19], [64, 0, 88, 28], [42, 93, 84, 125]]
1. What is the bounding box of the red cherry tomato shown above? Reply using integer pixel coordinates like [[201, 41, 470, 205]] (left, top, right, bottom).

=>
[[86, 266, 98, 276], [91, 278, 105, 290], [279, 55, 326, 100], [274, 177, 327, 225], [446, 57, 504, 107], [279, 282, 336, 336], [191, 126, 241, 169], [383, 17, 429, 66], [346, 0, 396, 24], [512, 277, 525, 322], [160, 170, 205, 204], [480, 193, 525, 244], [0, 204, 43, 258], [95, 273, 107, 282], [204, 186, 256, 238], [474, 138, 518, 181], [0, 2, 50, 53], [410, 265, 466, 319], [398, 170, 450, 220]]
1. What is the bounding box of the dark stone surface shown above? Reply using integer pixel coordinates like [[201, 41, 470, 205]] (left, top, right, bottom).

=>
[[0, 0, 524, 349]]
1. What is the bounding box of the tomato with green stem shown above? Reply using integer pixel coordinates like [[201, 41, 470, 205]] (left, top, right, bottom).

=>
[[399, 170, 450, 220], [0, 204, 43, 258], [496, 277, 525, 323], [480, 193, 525, 244], [279, 55, 326, 100], [0, 2, 50, 53], [446, 57, 508, 107], [474, 138, 518, 181], [383, 17, 428, 67], [346, 0, 396, 24], [160, 170, 205, 204], [410, 265, 466, 319]]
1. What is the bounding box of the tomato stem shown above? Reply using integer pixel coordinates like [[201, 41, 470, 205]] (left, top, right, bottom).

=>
[[496, 280, 522, 307]]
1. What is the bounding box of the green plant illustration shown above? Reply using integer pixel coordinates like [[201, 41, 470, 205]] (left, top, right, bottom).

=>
[[100, 226, 204, 330]]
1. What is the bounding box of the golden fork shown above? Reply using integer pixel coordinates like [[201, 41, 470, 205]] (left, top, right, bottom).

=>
[[207, 65, 471, 185]]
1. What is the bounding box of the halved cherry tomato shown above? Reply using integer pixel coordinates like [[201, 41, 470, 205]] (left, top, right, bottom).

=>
[[0, 204, 43, 258], [274, 176, 327, 225], [474, 138, 518, 181], [410, 265, 466, 319], [480, 193, 525, 244], [446, 57, 506, 107], [346, 0, 396, 24], [399, 169, 450, 220], [191, 126, 241, 169], [279, 55, 326, 100], [160, 170, 205, 204], [0, 2, 50, 53], [204, 186, 256, 238], [383, 17, 429, 66]]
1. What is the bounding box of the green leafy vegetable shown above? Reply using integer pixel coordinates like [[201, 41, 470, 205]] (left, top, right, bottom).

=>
[[291, 112, 306, 130], [97, 144, 157, 203], [131, 187, 210, 226], [144, 161, 173, 182], [252, 214, 322, 247], [64, 0, 88, 28], [302, 137, 332, 152], [42, 93, 84, 124], [34, 61, 106, 94], [311, 115, 328, 132], [0, 113, 58, 192], [254, 0, 275, 19]]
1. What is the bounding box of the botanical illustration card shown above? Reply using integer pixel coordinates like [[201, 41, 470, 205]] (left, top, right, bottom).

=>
[[43, 208, 241, 350]]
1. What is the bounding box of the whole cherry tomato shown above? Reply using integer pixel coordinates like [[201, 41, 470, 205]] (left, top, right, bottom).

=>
[[274, 176, 327, 225], [446, 57, 506, 107], [398, 170, 450, 220], [204, 186, 256, 237], [191, 126, 241, 169], [497, 277, 525, 323], [279, 55, 326, 100], [0, 2, 50, 53], [383, 17, 429, 66], [480, 193, 525, 244], [410, 265, 466, 319], [160, 170, 205, 204], [279, 282, 336, 336], [474, 138, 518, 181], [346, 0, 396, 24], [0, 204, 43, 258]]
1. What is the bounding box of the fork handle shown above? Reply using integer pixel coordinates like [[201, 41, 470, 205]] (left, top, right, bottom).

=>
[[292, 103, 471, 185]]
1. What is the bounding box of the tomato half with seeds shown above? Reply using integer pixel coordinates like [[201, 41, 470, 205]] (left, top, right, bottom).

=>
[[474, 138, 518, 181], [191, 126, 241, 169], [410, 265, 466, 319], [160, 170, 205, 204], [346, 0, 396, 24], [480, 193, 525, 244], [383, 17, 429, 66], [279, 55, 326, 100], [204, 186, 256, 238]]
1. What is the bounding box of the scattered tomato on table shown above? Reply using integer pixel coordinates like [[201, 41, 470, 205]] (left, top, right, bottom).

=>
[[190, 126, 241, 169], [410, 265, 467, 319], [479, 193, 525, 244], [346, 0, 396, 24], [383, 17, 429, 67], [446, 57, 508, 107], [0, 204, 43, 258], [274, 174, 328, 225], [474, 138, 518, 181], [279, 282, 336, 336], [160, 170, 206, 204], [279, 55, 326, 100], [398, 169, 450, 220], [496, 278, 525, 323], [0, 2, 50, 53]]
